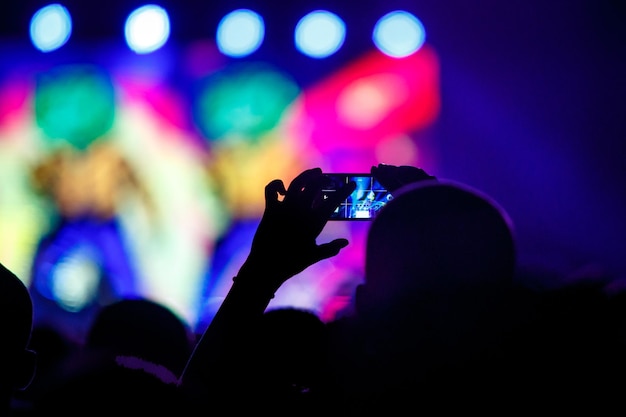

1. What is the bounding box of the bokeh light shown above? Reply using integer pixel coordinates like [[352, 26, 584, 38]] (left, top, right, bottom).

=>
[[193, 63, 300, 141], [29, 3, 72, 52], [337, 73, 409, 130], [285, 46, 440, 159], [48, 247, 101, 312], [373, 11, 426, 58], [216, 9, 265, 57], [374, 133, 419, 166], [35, 65, 116, 150], [294, 10, 346, 58], [124, 4, 171, 54]]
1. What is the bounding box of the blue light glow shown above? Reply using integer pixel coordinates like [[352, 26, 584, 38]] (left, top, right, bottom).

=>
[[295, 10, 346, 59], [373, 11, 426, 58], [30, 3, 72, 52], [216, 9, 265, 57]]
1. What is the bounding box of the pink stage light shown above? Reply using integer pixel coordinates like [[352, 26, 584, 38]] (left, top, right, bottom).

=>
[[286, 44, 440, 154]]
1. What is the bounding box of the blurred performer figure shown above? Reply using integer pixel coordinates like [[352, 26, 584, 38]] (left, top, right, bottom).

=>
[[28, 140, 154, 340]]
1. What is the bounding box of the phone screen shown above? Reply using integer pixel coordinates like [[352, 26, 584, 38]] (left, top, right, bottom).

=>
[[323, 173, 393, 220]]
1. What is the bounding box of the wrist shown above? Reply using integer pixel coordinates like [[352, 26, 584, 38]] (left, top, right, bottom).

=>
[[231, 273, 278, 301]]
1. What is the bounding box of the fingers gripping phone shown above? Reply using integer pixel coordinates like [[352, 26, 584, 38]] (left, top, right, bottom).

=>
[[323, 173, 393, 220]]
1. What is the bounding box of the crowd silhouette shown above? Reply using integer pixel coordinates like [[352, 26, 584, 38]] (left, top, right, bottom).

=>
[[1, 263, 37, 416], [3, 163, 626, 415]]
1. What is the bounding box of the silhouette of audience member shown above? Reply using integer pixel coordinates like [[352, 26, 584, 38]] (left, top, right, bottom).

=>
[[31, 354, 193, 416], [502, 276, 626, 413], [85, 297, 195, 378], [30, 297, 196, 415], [11, 324, 78, 414], [0, 262, 37, 416], [179, 167, 355, 409], [180, 164, 626, 415], [15, 162, 623, 416], [253, 307, 331, 415], [180, 164, 523, 413], [326, 172, 519, 414]]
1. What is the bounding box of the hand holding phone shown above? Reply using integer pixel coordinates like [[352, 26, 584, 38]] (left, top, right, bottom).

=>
[[371, 164, 436, 193], [237, 168, 356, 291]]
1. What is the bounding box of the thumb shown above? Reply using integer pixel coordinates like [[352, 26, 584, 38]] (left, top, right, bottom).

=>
[[314, 239, 349, 261]]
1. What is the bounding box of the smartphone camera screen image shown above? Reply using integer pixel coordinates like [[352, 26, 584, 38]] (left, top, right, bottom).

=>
[[323, 174, 393, 220]]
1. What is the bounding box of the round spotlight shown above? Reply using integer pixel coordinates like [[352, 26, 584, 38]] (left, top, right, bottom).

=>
[[125, 4, 171, 54], [216, 9, 265, 57], [294, 10, 346, 59], [373, 11, 426, 58], [30, 4, 72, 52]]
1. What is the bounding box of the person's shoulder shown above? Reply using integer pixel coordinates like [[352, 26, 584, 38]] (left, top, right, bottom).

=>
[[0, 263, 33, 345]]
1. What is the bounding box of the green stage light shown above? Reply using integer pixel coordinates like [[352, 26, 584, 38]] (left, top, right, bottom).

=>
[[35, 65, 116, 150], [194, 63, 300, 142]]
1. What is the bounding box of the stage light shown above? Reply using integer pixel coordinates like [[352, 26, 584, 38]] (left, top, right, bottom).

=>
[[193, 63, 299, 141], [216, 9, 265, 57], [294, 10, 346, 58], [29, 3, 72, 52], [373, 11, 426, 58], [124, 4, 170, 54], [285, 46, 440, 153], [35, 65, 116, 150], [48, 247, 101, 312]]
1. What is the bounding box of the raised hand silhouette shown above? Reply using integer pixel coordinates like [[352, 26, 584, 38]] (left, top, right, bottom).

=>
[[180, 168, 354, 409], [236, 167, 356, 297]]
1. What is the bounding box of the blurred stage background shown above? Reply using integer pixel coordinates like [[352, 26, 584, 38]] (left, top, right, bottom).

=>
[[0, 0, 624, 341]]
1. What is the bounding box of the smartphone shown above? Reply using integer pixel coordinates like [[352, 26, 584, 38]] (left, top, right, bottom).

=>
[[323, 173, 393, 220]]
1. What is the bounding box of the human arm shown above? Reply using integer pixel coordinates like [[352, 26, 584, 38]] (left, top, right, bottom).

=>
[[178, 167, 355, 397]]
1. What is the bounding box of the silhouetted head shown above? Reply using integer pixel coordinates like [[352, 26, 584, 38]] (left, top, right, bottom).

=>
[[358, 179, 515, 312], [253, 307, 330, 415], [259, 307, 328, 391], [344, 181, 517, 411], [32, 353, 192, 415], [85, 297, 194, 377], [0, 262, 37, 409]]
